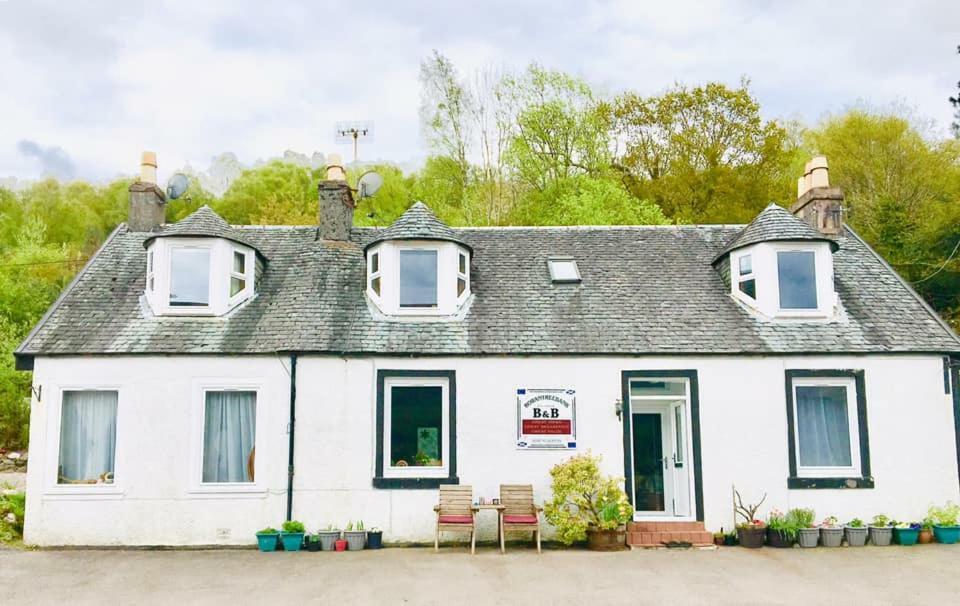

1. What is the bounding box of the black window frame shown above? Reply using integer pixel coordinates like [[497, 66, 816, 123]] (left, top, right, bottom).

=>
[[784, 369, 873, 489], [373, 370, 458, 489]]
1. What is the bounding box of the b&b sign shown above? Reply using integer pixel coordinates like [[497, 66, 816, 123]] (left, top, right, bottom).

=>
[[516, 388, 576, 449]]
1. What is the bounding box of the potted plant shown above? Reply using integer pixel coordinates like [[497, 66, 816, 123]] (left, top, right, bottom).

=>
[[733, 490, 767, 548], [868, 514, 893, 546], [918, 518, 935, 544], [723, 531, 737, 546], [334, 537, 348, 551], [766, 509, 795, 548], [544, 453, 631, 551], [280, 520, 306, 552], [790, 508, 819, 548], [344, 520, 367, 551], [306, 534, 322, 552], [317, 524, 341, 551], [713, 531, 726, 547], [819, 516, 843, 547], [927, 502, 960, 544], [844, 518, 868, 547], [893, 521, 920, 546], [367, 526, 383, 549], [255, 527, 280, 552]]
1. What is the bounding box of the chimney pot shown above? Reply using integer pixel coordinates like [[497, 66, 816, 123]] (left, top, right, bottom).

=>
[[318, 153, 354, 240], [791, 155, 844, 236], [140, 150, 158, 184], [326, 153, 346, 181]]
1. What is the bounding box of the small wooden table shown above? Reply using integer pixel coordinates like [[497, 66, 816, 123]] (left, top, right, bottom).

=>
[[474, 504, 506, 546]]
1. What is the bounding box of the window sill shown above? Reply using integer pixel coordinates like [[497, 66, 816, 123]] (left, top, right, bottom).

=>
[[787, 476, 874, 489], [43, 485, 124, 500], [186, 485, 267, 498], [373, 476, 459, 490]]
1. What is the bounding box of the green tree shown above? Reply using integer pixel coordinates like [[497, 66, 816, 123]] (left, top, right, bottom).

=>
[[215, 161, 320, 225], [951, 44, 959, 138], [613, 81, 794, 223]]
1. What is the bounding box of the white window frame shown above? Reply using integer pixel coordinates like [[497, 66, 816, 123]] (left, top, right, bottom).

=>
[[368, 250, 382, 299], [146, 250, 155, 293], [791, 377, 861, 478], [548, 257, 581, 283], [167, 243, 214, 314], [188, 381, 266, 496], [398, 247, 440, 310], [228, 247, 253, 306], [382, 376, 450, 480], [44, 386, 124, 499], [736, 253, 756, 301], [776, 248, 819, 315], [456, 251, 470, 301]]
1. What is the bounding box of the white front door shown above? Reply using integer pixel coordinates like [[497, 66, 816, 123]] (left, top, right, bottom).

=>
[[629, 378, 693, 519]]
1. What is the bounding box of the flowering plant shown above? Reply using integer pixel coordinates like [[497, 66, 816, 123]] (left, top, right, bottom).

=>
[[819, 516, 839, 528]]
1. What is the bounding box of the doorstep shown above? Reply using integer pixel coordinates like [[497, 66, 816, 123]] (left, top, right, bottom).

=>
[[627, 521, 714, 548]]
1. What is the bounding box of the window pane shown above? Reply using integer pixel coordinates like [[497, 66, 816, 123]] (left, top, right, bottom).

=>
[[230, 276, 245, 297], [778, 251, 817, 309], [459, 253, 466, 275], [739, 278, 756, 299], [203, 391, 257, 483], [674, 406, 684, 464], [399, 250, 438, 307], [457, 277, 466, 297], [630, 380, 685, 397], [371, 276, 381, 296], [147, 251, 153, 272], [233, 251, 245, 274], [390, 385, 442, 467], [371, 252, 379, 274], [549, 259, 580, 282], [58, 391, 117, 484], [739, 255, 752, 275], [170, 248, 210, 306], [796, 385, 852, 467]]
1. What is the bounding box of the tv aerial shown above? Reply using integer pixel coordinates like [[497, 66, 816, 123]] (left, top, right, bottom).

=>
[[166, 173, 190, 200], [357, 171, 384, 199], [335, 120, 374, 163]]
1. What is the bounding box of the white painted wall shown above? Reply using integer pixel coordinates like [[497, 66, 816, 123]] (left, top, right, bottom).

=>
[[24, 353, 959, 546]]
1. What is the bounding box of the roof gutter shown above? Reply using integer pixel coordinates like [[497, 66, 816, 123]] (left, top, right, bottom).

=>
[[286, 353, 298, 521]]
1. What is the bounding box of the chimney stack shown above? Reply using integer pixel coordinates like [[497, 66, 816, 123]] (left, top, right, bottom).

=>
[[128, 151, 167, 232], [790, 155, 845, 235], [318, 153, 355, 241]]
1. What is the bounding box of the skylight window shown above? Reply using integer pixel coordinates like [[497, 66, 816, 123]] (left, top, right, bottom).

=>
[[548, 258, 581, 283]]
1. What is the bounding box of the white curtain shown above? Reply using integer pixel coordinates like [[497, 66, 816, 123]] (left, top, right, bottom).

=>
[[203, 391, 256, 483], [58, 391, 118, 483], [796, 385, 852, 467]]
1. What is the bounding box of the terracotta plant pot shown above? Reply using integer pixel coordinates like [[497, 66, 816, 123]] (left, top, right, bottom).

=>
[[737, 526, 765, 548], [586, 527, 627, 551], [714, 535, 725, 546], [919, 528, 934, 544]]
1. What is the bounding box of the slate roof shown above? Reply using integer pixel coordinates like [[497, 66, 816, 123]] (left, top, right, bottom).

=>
[[713, 204, 839, 263], [143, 205, 263, 256], [15, 203, 960, 360], [365, 202, 471, 251]]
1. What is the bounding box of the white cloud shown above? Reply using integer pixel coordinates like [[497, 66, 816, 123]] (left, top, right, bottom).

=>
[[1, 0, 957, 183]]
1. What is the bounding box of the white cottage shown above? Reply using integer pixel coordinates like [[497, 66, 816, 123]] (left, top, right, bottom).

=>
[[15, 154, 960, 547]]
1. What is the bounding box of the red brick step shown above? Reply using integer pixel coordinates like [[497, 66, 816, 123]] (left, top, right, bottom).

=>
[[626, 521, 713, 547]]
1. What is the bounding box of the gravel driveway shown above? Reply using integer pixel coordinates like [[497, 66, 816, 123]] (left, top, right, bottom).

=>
[[2, 543, 958, 605]]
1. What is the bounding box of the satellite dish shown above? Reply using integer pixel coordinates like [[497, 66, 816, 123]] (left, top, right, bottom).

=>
[[166, 173, 190, 200], [357, 171, 384, 198]]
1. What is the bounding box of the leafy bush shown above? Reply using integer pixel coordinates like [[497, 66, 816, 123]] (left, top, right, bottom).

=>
[[0, 487, 25, 543], [544, 452, 631, 545], [927, 502, 960, 527], [787, 508, 816, 529], [281, 520, 305, 533]]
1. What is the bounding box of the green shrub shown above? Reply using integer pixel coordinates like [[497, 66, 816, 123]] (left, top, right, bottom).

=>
[[281, 520, 305, 533], [787, 508, 815, 529], [544, 452, 631, 545], [0, 487, 26, 543], [256, 527, 278, 535]]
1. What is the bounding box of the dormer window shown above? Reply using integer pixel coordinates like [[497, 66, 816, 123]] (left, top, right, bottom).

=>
[[777, 250, 817, 310], [548, 257, 581, 283], [457, 252, 468, 297], [399, 249, 438, 308], [737, 254, 755, 299], [170, 247, 211, 307], [230, 250, 247, 298], [369, 251, 381, 297]]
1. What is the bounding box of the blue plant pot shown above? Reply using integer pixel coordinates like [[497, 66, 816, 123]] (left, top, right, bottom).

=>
[[256, 533, 279, 552], [280, 532, 305, 552], [894, 528, 919, 546], [934, 526, 960, 544]]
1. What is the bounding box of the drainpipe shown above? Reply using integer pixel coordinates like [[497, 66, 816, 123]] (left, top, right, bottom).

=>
[[286, 354, 298, 521]]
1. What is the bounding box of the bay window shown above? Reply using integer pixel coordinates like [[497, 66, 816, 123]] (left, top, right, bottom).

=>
[[399, 249, 438, 308], [169, 247, 211, 307], [777, 250, 817, 310]]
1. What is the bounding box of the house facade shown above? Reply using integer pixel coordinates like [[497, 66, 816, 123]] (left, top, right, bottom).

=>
[[16, 154, 960, 546]]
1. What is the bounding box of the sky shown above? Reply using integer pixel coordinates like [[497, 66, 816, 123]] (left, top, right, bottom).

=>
[[1, 0, 958, 185]]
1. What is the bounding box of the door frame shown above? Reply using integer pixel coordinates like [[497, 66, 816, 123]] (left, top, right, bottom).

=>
[[621, 370, 704, 522]]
